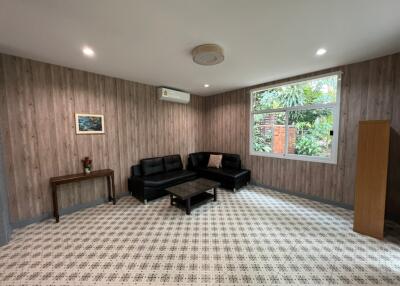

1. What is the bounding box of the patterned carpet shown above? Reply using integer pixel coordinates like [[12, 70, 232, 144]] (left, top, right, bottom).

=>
[[0, 185, 400, 285]]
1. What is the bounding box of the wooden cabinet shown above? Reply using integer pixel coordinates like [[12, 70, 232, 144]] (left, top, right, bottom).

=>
[[353, 120, 390, 239]]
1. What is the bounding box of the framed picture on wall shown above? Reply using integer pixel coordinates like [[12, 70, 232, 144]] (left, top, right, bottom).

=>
[[75, 113, 105, 134]]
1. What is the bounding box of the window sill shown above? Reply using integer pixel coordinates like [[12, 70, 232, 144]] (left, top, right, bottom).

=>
[[249, 151, 337, 165]]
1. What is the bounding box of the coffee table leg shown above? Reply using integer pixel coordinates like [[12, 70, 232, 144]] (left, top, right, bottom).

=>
[[214, 188, 217, 201], [170, 194, 174, 205], [186, 198, 191, 215]]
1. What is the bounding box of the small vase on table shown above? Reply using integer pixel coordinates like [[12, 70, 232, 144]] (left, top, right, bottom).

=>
[[82, 157, 92, 174]]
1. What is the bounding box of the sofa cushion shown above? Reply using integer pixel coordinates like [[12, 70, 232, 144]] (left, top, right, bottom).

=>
[[192, 152, 209, 167], [164, 155, 183, 172], [208, 154, 222, 168], [141, 157, 164, 176], [143, 170, 196, 188], [197, 152, 210, 167], [222, 154, 241, 169], [197, 167, 249, 180]]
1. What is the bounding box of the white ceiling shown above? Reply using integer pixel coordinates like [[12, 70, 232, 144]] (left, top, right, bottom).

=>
[[1, 0, 400, 96]]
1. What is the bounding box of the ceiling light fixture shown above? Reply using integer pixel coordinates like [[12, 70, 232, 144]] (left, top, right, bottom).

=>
[[204, 84, 210, 88], [316, 48, 327, 56], [192, 44, 224, 66], [82, 46, 95, 57]]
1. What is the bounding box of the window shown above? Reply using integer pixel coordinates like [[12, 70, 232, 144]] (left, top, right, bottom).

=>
[[250, 72, 341, 164]]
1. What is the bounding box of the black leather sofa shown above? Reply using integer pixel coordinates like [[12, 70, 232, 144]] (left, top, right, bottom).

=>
[[187, 152, 251, 191], [128, 155, 197, 204]]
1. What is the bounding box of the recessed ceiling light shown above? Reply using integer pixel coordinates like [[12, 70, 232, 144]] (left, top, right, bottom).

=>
[[82, 46, 95, 57], [316, 48, 327, 56], [204, 84, 210, 88]]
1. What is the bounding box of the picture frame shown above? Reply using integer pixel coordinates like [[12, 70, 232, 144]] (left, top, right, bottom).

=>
[[75, 113, 105, 134]]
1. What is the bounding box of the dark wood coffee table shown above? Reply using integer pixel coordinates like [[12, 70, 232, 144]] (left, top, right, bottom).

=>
[[166, 178, 220, 215]]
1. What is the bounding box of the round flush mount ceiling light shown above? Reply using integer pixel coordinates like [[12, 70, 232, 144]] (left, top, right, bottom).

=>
[[82, 46, 95, 57], [316, 48, 327, 56], [192, 44, 224, 66], [204, 84, 210, 88]]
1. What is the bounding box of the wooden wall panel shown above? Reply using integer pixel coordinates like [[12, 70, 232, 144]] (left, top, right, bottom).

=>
[[204, 53, 400, 206], [0, 54, 205, 223], [2, 51, 399, 223]]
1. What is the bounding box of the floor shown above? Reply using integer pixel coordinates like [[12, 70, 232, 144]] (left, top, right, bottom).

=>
[[0, 185, 400, 285]]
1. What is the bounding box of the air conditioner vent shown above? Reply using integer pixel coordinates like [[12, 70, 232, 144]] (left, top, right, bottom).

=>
[[157, 88, 190, 104]]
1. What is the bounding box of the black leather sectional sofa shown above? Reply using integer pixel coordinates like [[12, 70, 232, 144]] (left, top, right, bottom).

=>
[[128, 155, 197, 204], [187, 152, 251, 191], [128, 152, 251, 203]]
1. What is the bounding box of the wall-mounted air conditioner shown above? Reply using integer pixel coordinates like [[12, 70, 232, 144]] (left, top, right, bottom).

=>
[[157, 87, 190, 104]]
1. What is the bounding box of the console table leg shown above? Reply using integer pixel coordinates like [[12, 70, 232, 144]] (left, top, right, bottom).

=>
[[214, 188, 217, 201], [52, 184, 60, 223], [186, 198, 191, 215], [107, 176, 112, 202], [111, 172, 116, 205]]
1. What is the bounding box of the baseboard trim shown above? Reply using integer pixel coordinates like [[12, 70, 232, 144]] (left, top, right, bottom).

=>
[[251, 181, 353, 210], [10, 192, 130, 230]]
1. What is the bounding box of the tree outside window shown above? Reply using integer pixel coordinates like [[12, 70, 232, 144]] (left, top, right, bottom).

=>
[[250, 73, 340, 163]]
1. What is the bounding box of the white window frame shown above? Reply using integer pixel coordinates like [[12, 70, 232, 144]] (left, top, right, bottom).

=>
[[249, 71, 342, 164]]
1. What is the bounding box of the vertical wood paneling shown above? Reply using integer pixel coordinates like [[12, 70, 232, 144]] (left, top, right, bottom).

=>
[[203, 53, 400, 206], [0, 56, 18, 221], [0, 54, 205, 223], [2, 51, 399, 222]]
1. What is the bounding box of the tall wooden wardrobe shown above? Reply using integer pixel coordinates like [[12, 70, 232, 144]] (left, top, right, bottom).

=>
[[353, 120, 390, 240]]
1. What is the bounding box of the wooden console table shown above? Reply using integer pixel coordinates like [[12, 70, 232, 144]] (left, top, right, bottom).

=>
[[50, 169, 116, 223]]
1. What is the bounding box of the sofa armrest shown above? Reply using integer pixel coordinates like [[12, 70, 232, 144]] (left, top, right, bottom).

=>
[[128, 176, 144, 194], [130, 176, 153, 203], [130, 164, 142, 177]]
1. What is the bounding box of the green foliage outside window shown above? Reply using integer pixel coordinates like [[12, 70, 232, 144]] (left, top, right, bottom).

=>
[[252, 75, 338, 157], [253, 126, 272, 153], [252, 112, 285, 153], [292, 111, 333, 156]]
